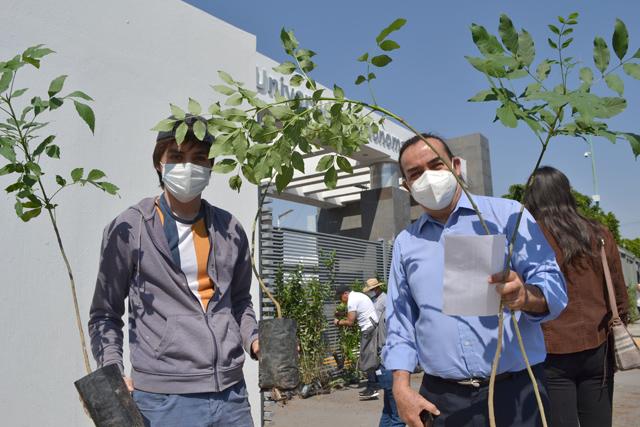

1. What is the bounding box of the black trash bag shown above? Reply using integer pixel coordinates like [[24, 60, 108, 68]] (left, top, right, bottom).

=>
[[75, 364, 145, 427], [259, 318, 300, 390]]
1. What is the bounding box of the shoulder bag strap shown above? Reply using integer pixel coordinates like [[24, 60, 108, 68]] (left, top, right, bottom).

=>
[[600, 237, 621, 322]]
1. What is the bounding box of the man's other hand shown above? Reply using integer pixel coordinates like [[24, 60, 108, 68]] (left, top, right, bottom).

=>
[[393, 372, 440, 427], [251, 339, 260, 360], [123, 376, 134, 393]]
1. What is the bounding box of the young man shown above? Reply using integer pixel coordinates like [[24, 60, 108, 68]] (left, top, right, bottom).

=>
[[384, 133, 568, 427], [88, 116, 259, 426], [334, 284, 380, 400]]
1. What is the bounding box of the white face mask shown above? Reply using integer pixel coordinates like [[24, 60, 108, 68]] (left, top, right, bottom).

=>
[[410, 169, 458, 210], [366, 291, 377, 299], [161, 162, 211, 203]]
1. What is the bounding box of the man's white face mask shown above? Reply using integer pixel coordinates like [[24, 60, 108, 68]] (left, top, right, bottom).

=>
[[366, 291, 377, 299], [410, 168, 458, 211], [161, 162, 211, 203]]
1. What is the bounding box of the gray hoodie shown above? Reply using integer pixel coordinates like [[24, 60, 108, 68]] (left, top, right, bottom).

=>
[[88, 197, 258, 394]]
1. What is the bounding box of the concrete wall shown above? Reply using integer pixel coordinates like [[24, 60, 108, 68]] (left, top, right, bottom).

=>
[[448, 133, 493, 196], [0, 1, 261, 425]]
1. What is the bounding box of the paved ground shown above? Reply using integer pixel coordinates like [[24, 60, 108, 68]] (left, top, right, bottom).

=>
[[269, 323, 640, 427]]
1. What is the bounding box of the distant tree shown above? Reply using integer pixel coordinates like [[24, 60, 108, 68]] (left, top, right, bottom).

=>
[[621, 237, 640, 259]]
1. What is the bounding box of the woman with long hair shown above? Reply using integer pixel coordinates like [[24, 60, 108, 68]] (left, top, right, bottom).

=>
[[524, 166, 629, 427]]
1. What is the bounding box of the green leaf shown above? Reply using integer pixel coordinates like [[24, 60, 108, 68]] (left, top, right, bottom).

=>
[[170, 103, 186, 119], [225, 93, 243, 106], [73, 101, 95, 133], [579, 67, 594, 86], [379, 40, 400, 51], [333, 85, 345, 99], [336, 156, 353, 173], [218, 70, 234, 85], [280, 28, 299, 54], [71, 167, 84, 182], [593, 37, 610, 74], [367, 72, 376, 80], [371, 55, 392, 67], [517, 30, 535, 67], [316, 154, 334, 172], [355, 75, 366, 85], [357, 52, 369, 62], [324, 166, 338, 189], [623, 63, 640, 80], [633, 48, 640, 59], [561, 38, 574, 49], [48, 75, 67, 98], [536, 60, 552, 81], [65, 90, 93, 101], [174, 121, 188, 144], [376, 18, 407, 44], [548, 24, 560, 35], [33, 135, 56, 156], [273, 61, 297, 75], [212, 85, 235, 96], [151, 118, 176, 132], [20, 208, 42, 222], [291, 151, 305, 173], [231, 132, 248, 162], [269, 106, 293, 120], [595, 97, 627, 118], [55, 175, 66, 186], [12, 88, 28, 98], [468, 89, 497, 102], [498, 14, 519, 54], [45, 144, 60, 158], [275, 166, 294, 192], [5, 182, 23, 193], [0, 71, 12, 93], [471, 24, 504, 56], [188, 98, 202, 115], [0, 144, 16, 162], [212, 158, 237, 174], [209, 102, 221, 115], [87, 169, 106, 181], [547, 38, 558, 49], [193, 120, 207, 141], [209, 135, 233, 157], [96, 181, 119, 195], [496, 105, 518, 128], [612, 19, 629, 60], [604, 74, 624, 96], [229, 175, 242, 192], [289, 75, 304, 87], [621, 132, 640, 158]]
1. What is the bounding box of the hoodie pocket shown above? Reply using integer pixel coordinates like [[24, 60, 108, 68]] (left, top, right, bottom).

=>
[[145, 314, 215, 376], [217, 315, 245, 370]]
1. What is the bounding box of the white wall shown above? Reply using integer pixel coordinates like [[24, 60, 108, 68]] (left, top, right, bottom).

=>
[[0, 1, 261, 425]]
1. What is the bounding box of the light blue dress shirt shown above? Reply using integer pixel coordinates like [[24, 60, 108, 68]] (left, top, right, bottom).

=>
[[382, 192, 567, 379]]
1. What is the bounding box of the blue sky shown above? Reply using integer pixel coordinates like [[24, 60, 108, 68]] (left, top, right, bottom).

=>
[[185, 0, 640, 239]]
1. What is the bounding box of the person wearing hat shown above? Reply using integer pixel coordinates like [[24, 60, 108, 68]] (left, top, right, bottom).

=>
[[88, 115, 259, 426], [363, 278, 387, 322], [334, 284, 380, 400], [364, 278, 404, 426]]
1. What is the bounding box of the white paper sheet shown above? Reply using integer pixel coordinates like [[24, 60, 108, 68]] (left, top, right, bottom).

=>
[[442, 234, 506, 316]]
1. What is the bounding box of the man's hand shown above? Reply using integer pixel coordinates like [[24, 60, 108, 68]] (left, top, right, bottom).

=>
[[393, 371, 440, 427], [251, 339, 260, 360], [123, 376, 134, 393], [334, 318, 340, 327], [489, 271, 548, 313]]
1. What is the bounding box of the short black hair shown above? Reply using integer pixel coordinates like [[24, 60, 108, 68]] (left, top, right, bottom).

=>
[[397, 132, 454, 178]]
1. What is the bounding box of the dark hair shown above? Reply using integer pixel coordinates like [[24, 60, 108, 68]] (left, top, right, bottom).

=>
[[524, 166, 602, 268], [153, 115, 214, 188], [397, 132, 454, 178]]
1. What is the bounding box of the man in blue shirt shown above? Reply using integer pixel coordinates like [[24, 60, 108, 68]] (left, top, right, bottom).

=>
[[383, 133, 567, 427]]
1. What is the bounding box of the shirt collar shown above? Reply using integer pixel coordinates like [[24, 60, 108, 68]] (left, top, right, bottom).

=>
[[417, 189, 476, 231]]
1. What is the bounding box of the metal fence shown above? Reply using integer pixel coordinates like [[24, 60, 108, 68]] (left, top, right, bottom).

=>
[[258, 206, 392, 353]]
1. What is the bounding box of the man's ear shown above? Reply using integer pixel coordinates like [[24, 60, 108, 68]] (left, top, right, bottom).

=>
[[401, 179, 410, 192]]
